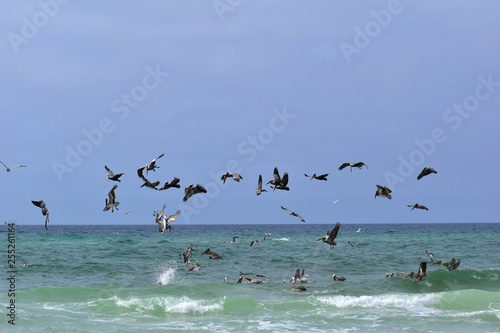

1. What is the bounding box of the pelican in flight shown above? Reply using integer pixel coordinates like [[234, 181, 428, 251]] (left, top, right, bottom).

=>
[[408, 203, 428, 211], [430, 257, 460, 271], [255, 175, 267, 195], [338, 162, 368, 172], [267, 167, 289, 191], [158, 177, 181, 191], [404, 262, 427, 281], [230, 236, 239, 244], [281, 206, 305, 222], [145, 153, 164, 174], [183, 183, 207, 202], [316, 222, 341, 249], [137, 167, 160, 190], [425, 250, 434, 257], [200, 248, 223, 259], [250, 239, 261, 247], [159, 210, 181, 234], [292, 269, 307, 291], [103, 185, 119, 213], [417, 166, 437, 180], [104, 165, 124, 182], [31, 200, 49, 230], [221, 172, 243, 184], [1, 161, 27, 172], [304, 173, 328, 181], [374, 185, 392, 200], [263, 233, 271, 241]]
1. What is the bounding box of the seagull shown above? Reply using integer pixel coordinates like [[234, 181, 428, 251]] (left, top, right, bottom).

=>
[[408, 203, 429, 211], [255, 175, 267, 195], [250, 239, 261, 247], [145, 153, 164, 174], [417, 166, 437, 180], [338, 162, 368, 173], [292, 269, 307, 291], [304, 173, 328, 181], [404, 262, 427, 281], [104, 165, 124, 182], [430, 257, 461, 271], [159, 210, 181, 234], [348, 241, 357, 249], [333, 200, 340, 205], [1, 161, 27, 172], [317, 222, 341, 249], [221, 172, 243, 184], [374, 185, 392, 200], [356, 228, 361, 233], [158, 177, 181, 191], [281, 206, 305, 222], [31, 200, 49, 230], [332, 274, 346, 281], [230, 236, 239, 244], [183, 183, 207, 202], [267, 167, 289, 191], [103, 185, 119, 213], [137, 167, 160, 190], [425, 250, 434, 257], [263, 233, 271, 241]]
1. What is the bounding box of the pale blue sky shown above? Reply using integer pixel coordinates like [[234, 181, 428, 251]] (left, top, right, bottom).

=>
[[1, 1, 499, 226]]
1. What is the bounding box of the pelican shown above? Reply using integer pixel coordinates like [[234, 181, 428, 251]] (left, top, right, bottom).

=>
[[221, 172, 243, 184], [417, 166, 437, 180], [201, 248, 223, 259], [304, 173, 328, 181], [338, 162, 368, 172], [404, 262, 427, 281], [263, 233, 271, 241], [104, 165, 124, 182], [31, 200, 49, 230], [159, 210, 181, 234], [374, 185, 392, 200], [158, 177, 181, 191], [183, 183, 207, 202], [292, 269, 307, 291], [187, 261, 202, 272], [425, 250, 434, 257], [317, 222, 341, 249], [332, 274, 346, 281], [153, 204, 167, 225], [267, 167, 289, 191], [281, 206, 305, 222], [255, 174, 267, 195], [237, 276, 243, 284], [408, 203, 429, 211], [245, 277, 264, 284], [145, 153, 164, 174], [250, 239, 261, 247], [430, 257, 460, 271], [103, 185, 119, 213], [0, 161, 27, 172], [230, 236, 239, 244], [137, 167, 160, 190]]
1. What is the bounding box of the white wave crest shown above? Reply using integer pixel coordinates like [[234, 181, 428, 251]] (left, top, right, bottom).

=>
[[316, 293, 441, 309], [273, 237, 289, 241], [113, 295, 223, 314], [156, 265, 176, 285]]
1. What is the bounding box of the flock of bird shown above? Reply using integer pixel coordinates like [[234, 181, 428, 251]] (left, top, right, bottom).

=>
[[3, 156, 446, 288]]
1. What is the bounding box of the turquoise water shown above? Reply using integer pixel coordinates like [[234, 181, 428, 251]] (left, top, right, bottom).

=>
[[1, 223, 499, 332]]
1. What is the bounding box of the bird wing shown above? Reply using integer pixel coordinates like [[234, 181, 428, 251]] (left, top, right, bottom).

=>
[[417, 261, 427, 279], [10, 165, 27, 169], [167, 210, 181, 223], [318, 173, 329, 179], [417, 168, 426, 180], [152, 153, 165, 163], [272, 167, 281, 183], [338, 162, 350, 170], [32, 200, 45, 208], [108, 185, 118, 201], [257, 174, 263, 189], [352, 162, 366, 169], [281, 206, 293, 213], [194, 184, 207, 193], [327, 222, 341, 242], [170, 177, 181, 187], [105, 165, 115, 177], [0, 160, 7, 169], [137, 167, 149, 182], [281, 172, 289, 186]]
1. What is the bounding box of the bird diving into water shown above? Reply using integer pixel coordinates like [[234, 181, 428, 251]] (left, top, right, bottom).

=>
[[1, 160, 27, 172], [338, 162, 368, 173], [304, 173, 328, 181], [104, 165, 124, 182], [103, 185, 119, 213], [430, 257, 461, 271], [281, 206, 305, 222], [183, 183, 207, 202], [408, 203, 429, 211], [159, 210, 181, 234], [221, 172, 243, 184], [417, 166, 437, 180], [374, 185, 392, 200], [31, 200, 49, 230]]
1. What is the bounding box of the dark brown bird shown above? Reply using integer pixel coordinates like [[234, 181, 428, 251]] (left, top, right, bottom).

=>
[[407, 203, 429, 211], [104, 165, 124, 182], [267, 167, 289, 191], [103, 185, 119, 213], [338, 162, 368, 172], [374, 185, 392, 200], [31, 200, 49, 230], [404, 262, 427, 281], [316, 222, 341, 249], [333, 274, 346, 281], [292, 269, 307, 291], [304, 173, 328, 181], [281, 206, 305, 222], [221, 172, 243, 184], [417, 166, 437, 180], [137, 167, 160, 190], [158, 177, 181, 191], [255, 174, 267, 195], [183, 183, 207, 202], [145, 153, 164, 174], [431, 257, 461, 271]]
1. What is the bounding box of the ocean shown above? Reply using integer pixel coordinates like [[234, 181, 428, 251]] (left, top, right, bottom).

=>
[[1, 223, 499, 332]]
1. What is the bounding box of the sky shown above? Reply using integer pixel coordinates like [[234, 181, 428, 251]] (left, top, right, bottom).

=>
[[1, 1, 499, 226]]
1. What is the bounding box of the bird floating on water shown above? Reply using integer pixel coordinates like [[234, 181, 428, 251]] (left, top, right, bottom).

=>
[[404, 262, 427, 281], [103, 185, 119, 213], [281, 206, 305, 222], [221, 172, 243, 184], [255, 174, 267, 195], [417, 166, 437, 180], [183, 183, 207, 202], [338, 162, 368, 173], [408, 203, 428, 211], [31, 200, 49, 230], [292, 269, 307, 291], [304, 173, 328, 181], [333, 274, 346, 281], [104, 165, 124, 182], [0, 160, 27, 172], [374, 185, 392, 200]]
